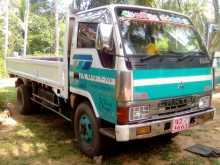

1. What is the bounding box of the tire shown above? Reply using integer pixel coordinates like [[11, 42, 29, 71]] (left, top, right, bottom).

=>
[[74, 102, 102, 157], [16, 84, 32, 115], [163, 133, 179, 140]]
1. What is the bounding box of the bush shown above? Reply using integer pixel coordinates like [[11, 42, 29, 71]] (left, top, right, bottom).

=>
[[0, 87, 16, 111], [0, 55, 7, 79]]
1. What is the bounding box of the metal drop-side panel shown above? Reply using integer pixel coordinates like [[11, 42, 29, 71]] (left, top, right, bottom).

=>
[[6, 56, 65, 89]]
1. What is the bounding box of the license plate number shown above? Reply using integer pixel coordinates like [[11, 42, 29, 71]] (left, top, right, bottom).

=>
[[171, 117, 190, 133]]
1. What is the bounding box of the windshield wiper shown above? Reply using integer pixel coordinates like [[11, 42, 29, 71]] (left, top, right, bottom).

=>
[[139, 51, 183, 62], [192, 51, 207, 56], [177, 51, 206, 62], [139, 54, 160, 62]]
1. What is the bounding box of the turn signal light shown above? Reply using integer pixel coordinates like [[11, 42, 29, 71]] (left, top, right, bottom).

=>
[[117, 106, 128, 124]]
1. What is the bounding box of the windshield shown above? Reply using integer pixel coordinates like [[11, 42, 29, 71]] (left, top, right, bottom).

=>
[[121, 21, 205, 56], [117, 9, 206, 57]]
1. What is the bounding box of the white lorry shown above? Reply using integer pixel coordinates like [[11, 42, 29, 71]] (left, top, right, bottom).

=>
[[6, 5, 215, 156]]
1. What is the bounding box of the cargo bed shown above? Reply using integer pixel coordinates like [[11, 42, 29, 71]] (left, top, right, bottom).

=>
[[6, 56, 65, 89]]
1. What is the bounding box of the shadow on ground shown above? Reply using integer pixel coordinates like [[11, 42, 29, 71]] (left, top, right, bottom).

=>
[[0, 104, 181, 165]]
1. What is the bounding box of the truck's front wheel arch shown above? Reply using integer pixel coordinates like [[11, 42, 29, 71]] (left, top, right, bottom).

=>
[[70, 93, 99, 122]]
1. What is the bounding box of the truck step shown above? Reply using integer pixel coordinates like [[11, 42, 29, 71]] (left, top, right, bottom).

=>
[[31, 98, 71, 122], [99, 128, 116, 139], [32, 93, 60, 108]]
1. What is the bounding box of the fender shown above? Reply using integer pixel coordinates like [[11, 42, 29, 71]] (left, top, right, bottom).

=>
[[70, 87, 100, 118]]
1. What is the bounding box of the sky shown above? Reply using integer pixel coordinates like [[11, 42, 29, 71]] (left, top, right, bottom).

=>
[[53, 0, 218, 22], [49, 0, 73, 10], [204, 0, 215, 22]]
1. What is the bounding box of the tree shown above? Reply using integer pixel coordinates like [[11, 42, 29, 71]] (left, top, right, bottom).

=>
[[9, 13, 24, 55], [3, 0, 9, 60], [73, 0, 128, 10], [28, 14, 54, 54], [30, 0, 52, 15], [131, 0, 155, 6], [213, 0, 220, 24], [207, 0, 220, 53], [23, 0, 30, 56], [55, 0, 59, 56], [156, 0, 208, 39]]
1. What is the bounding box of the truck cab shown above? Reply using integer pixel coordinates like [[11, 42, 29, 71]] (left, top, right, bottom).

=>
[[7, 4, 215, 156]]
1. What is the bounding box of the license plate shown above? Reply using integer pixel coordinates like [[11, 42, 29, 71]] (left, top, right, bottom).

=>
[[171, 117, 190, 133]]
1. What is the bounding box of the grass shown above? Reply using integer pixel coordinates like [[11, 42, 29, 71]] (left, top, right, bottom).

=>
[[0, 86, 93, 164], [0, 56, 7, 79], [160, 142, 180, 161], [210, 158, 220, 165], [170, 156, 204, 165], [181, 130, 194, 137], [0, 87, 16, 111], [0, 114, 92, 165]]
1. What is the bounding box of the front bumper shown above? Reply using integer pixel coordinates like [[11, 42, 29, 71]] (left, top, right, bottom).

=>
[[115, 108, 215, 141]]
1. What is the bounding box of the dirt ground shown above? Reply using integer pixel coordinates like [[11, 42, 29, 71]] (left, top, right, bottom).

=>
[[0, 92, 220, 165]]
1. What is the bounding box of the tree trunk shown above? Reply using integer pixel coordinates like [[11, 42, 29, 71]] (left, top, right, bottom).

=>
[[4, 0, 9, 59], [23, 0, 30, 56], [55, 0, 59, 56], [213, 0, 220, 24], [2, 0, 9, 74]]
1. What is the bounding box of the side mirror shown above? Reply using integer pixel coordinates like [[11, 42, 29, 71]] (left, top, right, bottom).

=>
[[212, 52, 220, 68], [211, 24, 219, 32], [96, 23, 113, 51], [213, 58, 217, 68], [207, 24, 220, 54]]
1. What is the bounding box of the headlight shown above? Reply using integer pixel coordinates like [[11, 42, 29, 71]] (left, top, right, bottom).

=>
[[129, 105, 150, 121], [198, 96, 210, 109]]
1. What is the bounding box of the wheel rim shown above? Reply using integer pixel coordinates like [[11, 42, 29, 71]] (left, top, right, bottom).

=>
[[79, 114, 93, 144]]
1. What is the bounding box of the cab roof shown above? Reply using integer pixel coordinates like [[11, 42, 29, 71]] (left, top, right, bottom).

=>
[[71, 4, 189, 19]]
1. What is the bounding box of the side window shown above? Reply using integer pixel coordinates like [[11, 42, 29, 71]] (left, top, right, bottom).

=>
[[77, 22, 98, 48], [77, 10, 115, 69]]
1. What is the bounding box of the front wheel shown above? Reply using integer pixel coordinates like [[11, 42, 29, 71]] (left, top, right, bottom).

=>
[[74, 102, 102, 157]]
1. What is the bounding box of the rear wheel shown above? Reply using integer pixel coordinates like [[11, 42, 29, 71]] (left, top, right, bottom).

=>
[[16, 84, 32, 115], [74, 102, 102, 157]]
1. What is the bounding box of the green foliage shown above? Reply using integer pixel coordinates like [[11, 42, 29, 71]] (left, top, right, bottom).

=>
[[18, 0, 25, 21], [75, 0, 128, 10], [28, 14, 54, 54], [132, 0, 155, 6], [0, 20, 3, 54], [0, 0, 57, 57], [155, 0, 208, 38], [0, 87, 16, 111], [30, 0, 52, 15], [0, 0, 214, 59], [0, 18, 6, 78], [8, 13, 23, 55], [73, 0, 155, 9], [0, 55, 7, 79], [59, 21, 66, 55]]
